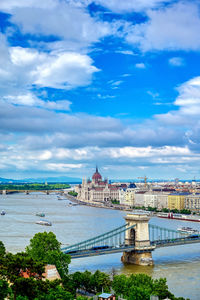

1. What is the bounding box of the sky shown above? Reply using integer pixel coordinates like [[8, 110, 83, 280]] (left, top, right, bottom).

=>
[[1, 0, 200, 180]]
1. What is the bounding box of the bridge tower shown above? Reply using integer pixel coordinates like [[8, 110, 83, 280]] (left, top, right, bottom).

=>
[[121, 213, 155, 266]]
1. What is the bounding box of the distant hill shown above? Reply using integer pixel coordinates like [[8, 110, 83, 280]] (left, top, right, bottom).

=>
[[0, 176, 82, 184]]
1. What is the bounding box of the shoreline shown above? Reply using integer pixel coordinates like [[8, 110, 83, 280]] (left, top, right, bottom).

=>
[[64, 193, 133, 212], [64, 193, 200, 222]]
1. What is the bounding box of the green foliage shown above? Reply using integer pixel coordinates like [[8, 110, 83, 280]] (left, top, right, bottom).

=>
[[26, 232, 71, 279], [111, 199, 120, 205], [90, 270, 111, 293], [26, 232, 61, 262], [66, 270, 111, 294], [36, 285, 73, 300], [0, 252, 45, 300], [128, 286, 150, 300], [0, 252, 45, 283], [68, 191, 78, 197], [179, 209, 191, 215], [0, 183, 70, 190], [147, 206, 158, 212], [0, 278, 11, 299], [162, 208, 170, 212], [0, 240, 6, 258], [112, 273, 186, 300]]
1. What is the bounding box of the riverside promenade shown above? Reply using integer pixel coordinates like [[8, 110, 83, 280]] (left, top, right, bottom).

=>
[[64, 192, 134, 212]]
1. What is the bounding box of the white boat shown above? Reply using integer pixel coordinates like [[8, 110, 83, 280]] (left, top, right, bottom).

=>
[[36, 220, 52, 226], [177, 226, 199, 234]]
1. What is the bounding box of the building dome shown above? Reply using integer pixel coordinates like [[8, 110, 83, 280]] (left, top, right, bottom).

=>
[[92, 166, 102, 182]]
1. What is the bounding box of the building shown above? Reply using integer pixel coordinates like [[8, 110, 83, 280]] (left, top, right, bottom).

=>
[[75, 167, 137, 204], [20, 264, 61, 281], [119, 187, 135, 207], [76, 167, 127, 203], [157, 193, 169, 209], [185, 194, 200, 211], [134, 191, 146, 207], [168, 193, 189, 210]]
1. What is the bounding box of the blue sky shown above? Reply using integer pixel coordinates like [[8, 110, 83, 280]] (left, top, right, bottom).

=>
[[1, 0, 200, 180]]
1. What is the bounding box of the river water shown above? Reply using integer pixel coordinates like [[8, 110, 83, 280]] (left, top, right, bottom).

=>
[[0, 193, 200, 299]]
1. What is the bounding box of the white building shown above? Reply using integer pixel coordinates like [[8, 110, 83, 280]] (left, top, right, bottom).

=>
[[185, 194, 200, 210]]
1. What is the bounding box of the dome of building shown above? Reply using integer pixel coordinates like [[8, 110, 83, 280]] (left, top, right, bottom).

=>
[[92, 166, 102, 182]]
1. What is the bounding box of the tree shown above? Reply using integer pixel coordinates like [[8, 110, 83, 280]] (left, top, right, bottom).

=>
[[0, 252, 45, 300], [152, 277, 173, 299], [128, 285, 150, 300], [26, 232, 61, 262], [0, 241, 6, 258], [26, 232, 71, 278], [35, 285, 73, 300], [91, 270, 111, 293], [79, 270, 93, 292], [0, 278, 11, 299], [112, 273, 187, 300], [112, 274, 129, 297]]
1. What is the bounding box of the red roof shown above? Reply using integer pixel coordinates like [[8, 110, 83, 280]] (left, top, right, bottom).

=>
[[92, 167, 102, 181]]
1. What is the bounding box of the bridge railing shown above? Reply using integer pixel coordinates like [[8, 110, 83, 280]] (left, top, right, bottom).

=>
[[149, 224, 189, 242], [62, 223, 136, 253]]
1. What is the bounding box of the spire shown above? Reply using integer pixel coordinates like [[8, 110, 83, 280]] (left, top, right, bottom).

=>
[[96, 165, 98, 173]]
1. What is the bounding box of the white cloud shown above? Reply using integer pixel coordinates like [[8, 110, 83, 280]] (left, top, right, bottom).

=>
[[116, 50, 135, 55], [125, 2, 200, 51], [108, 146, 190, 159], [0, 0, 57, 10], [97, 94, 115, 99], [3, 1, 117, 53], [0, 42, 99, 107], [94, 0, 172, 13], [169, 57, 184, 67], [108, 80, 123, 89], [38, 150, 52, 160], [34, 52, 99, 89], [46, 163, 83, 171], [135, 63, 146, 69], [4, 93, 72, 111]]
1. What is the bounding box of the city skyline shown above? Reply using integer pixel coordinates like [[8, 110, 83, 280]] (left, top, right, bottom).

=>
[[1, 0, 200, 180]]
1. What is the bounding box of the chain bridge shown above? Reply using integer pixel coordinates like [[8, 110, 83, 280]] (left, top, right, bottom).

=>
[[61, 213, 200, 265]]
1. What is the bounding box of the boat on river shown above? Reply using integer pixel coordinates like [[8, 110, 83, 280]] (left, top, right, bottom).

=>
[[35, 220, 52, 226], [1, 210, 5, 215], [36, 212, 45, 217], [157, 212, 200, 222], [177, 226, 199, 234]]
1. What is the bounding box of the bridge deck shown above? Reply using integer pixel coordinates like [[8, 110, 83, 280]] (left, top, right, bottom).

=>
[[65, 237, 200, 259]]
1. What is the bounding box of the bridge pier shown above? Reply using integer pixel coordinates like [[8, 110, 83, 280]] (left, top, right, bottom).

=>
[[122, 213, 154, 266], [121, 250, 153, 265]]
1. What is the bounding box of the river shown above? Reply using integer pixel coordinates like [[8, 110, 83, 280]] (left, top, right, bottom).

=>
[[0, 192, 200, 299]]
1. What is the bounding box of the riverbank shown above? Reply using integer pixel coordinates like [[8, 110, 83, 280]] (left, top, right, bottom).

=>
[[64, 192, 133, 212]]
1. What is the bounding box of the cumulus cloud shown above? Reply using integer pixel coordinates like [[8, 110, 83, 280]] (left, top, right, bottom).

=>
[[34, 52, 99, 89], [0, 41, 99, 109], [125, 2, 200, 51], [2, 0, 118, 52]]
